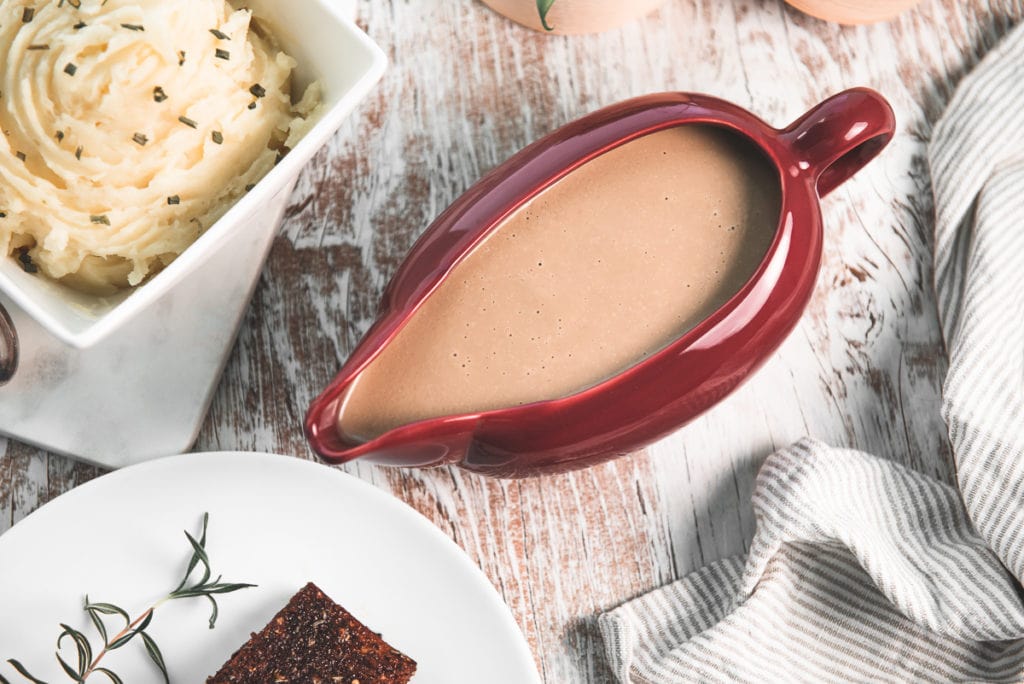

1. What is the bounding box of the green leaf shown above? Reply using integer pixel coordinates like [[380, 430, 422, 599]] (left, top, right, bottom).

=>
[[57, 625, 91, 676], [537, 0, 556, 31], [54, 653, 81, 682], [174, 513, 210, 592], [203, 582, 258, 594], [183, 530, 211, 586], [135, 609, 154, 633], [140, 633, 169, 684], [6, 660, 47, 684], [169, 584, 256, 601], [0, 671, 10, 684], [93, 669, 122, 684], [205, 594, 219, 629], [198, 511, 209, 548], [105, 630, 136, 651], [83, 600, 129, 625], [85, 606, 108, 646], [103, 634, 133, 651]]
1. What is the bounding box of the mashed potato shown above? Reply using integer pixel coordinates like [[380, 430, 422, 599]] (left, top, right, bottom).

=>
[[0, 0, 320, 294]]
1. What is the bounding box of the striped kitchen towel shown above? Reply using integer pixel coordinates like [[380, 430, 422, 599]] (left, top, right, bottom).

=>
[[598, 22, 1024, 684]]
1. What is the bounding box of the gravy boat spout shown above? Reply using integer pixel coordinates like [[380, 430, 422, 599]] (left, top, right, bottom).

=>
[[306, 88, 895, 478]]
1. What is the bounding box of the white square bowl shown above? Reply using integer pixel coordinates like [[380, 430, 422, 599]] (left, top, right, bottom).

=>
[[0, 0, 385, 348]]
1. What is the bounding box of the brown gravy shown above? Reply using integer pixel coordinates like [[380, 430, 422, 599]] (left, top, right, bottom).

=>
[[338, 125, 781, 442]]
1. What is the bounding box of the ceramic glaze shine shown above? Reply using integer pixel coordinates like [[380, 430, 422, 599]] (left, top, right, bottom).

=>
[[338, 125, 781, 442]]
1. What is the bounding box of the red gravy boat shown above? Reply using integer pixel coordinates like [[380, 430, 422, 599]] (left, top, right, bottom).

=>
[[306, 88, 895, 477]]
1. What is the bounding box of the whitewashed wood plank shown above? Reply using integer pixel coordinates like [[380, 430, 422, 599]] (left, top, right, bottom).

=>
[[4, 2, 1023, 681]]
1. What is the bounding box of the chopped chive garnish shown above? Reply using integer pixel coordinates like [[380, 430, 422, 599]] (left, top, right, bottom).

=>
[[28, 44, 50, 50], [244, 184, 255, 192], [209, 28, 230, 40], [17, 249, 37, 273], [64, 63, 78, 76], [211, 130, 223, 144], [247, 101, 257, 110], [153, 86, 168, 103], [178, 50, 186, 66], [75, 146, 83, 160], [0, 212, 6, 218], [132, 132, 148, 146], [249, 84, 266, 98], [90, 215, 110, 225], [120, 23, 144, 31], [73, 21, 87, 30], [214, 48, 230, 60], [22, 8, 34, 22], [167, 195, 181, 205], [15, 151, 25, 162], [178, 116, 198, 129], [56, 130, 65, 141]]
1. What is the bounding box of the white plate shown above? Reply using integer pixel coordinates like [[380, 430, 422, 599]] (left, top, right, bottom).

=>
[[0, 452, 541, 683]]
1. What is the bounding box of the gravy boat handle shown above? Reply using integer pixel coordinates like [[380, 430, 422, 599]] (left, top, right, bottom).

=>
[[783, 87, 896, 198], [0, 302, 18, 385]]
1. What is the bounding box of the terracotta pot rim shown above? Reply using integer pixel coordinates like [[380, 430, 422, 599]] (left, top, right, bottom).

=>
[[479, 0, 669, 35]]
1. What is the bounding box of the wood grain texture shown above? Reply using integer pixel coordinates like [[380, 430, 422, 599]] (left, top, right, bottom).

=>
[[3, 1, 1024, 681]]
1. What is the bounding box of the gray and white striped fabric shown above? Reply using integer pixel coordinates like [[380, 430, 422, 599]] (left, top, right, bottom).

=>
[[598, 23, 1024, 683]]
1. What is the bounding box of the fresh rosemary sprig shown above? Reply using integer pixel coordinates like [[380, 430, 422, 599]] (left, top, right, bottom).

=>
[[3, 513, 255, 683]]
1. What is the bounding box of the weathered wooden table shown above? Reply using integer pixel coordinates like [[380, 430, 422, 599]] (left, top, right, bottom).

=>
[[3, 1, 1022, 680]]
